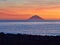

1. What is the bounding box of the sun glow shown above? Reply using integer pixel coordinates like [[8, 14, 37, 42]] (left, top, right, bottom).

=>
[[0, 0, 60, 20]]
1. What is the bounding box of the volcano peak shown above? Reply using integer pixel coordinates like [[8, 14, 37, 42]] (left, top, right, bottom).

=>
[[28, 15, 44, 20]]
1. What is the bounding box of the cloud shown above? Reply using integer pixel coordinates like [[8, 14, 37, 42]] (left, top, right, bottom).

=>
[[0, 0, 7, 1], [0, 0, 60, 9], [0, 0, 60, 5]]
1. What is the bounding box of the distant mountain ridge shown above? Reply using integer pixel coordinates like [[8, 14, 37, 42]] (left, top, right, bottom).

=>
[[28, 15, 44, 20]]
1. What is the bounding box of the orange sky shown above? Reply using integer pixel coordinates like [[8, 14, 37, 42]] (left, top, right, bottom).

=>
[[0, 0, 60, 20], [0, 7, 60, 20]]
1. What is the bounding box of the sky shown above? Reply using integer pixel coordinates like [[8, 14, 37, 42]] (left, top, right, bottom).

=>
[[0, 0, 60, 20]]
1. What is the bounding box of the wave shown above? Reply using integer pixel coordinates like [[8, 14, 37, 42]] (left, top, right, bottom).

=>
[[0, 22, 60, 25]]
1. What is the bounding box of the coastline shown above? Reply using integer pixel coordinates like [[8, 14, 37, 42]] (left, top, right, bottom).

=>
[[0, 32, 60, 45]]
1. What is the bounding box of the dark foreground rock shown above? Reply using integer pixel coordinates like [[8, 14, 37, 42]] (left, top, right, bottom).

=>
[[0, 32, 60, 45]]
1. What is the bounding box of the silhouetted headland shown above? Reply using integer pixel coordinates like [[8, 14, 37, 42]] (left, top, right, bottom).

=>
[[0, 32, 60, 45]]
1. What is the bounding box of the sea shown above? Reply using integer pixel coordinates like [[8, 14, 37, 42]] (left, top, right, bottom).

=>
[[0, 20, 60, 36]]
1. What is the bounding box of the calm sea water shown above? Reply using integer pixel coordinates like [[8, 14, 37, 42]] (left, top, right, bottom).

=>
[[0, 21, 60, 36]]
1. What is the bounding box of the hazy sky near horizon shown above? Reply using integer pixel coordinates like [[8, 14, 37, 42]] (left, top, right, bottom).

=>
[[0, 0, 60, 20]]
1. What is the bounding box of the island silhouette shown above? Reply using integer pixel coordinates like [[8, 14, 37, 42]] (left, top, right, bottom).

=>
[[28, 15, 44, 20]]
